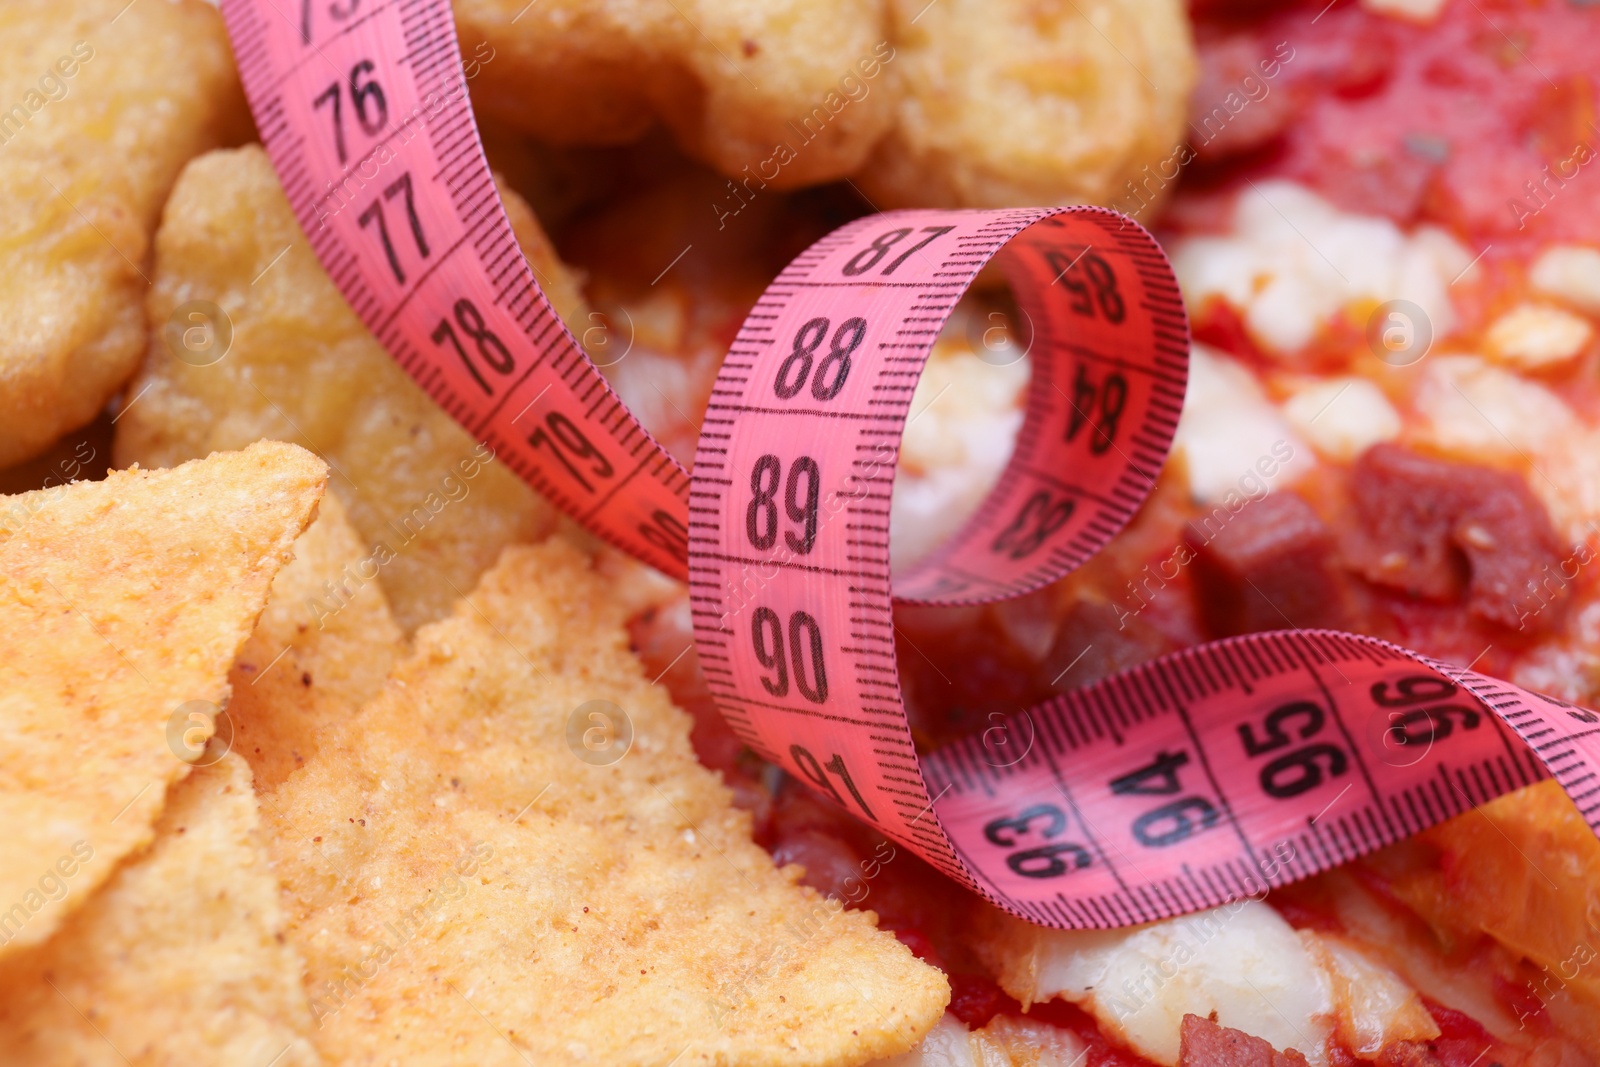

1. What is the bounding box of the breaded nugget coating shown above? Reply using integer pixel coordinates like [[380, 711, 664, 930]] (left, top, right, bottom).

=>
[[0, 754, 322, 1066], [114, 145, 587, 632], [0, 0, 248, 466], [455, 0, 897, 189], [0, 440, 325, 954], [856, 0, 1196, 208], [263, 536, 948, 1066]]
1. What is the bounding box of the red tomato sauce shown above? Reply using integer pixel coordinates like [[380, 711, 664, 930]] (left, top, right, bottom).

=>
[[1182, 0, 1600, 252]]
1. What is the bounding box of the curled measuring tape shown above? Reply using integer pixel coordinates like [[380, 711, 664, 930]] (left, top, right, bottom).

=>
[[222, 0, 1600, 928]]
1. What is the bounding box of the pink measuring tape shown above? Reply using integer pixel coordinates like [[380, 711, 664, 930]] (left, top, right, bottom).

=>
[[221, 0, 1600, 927]]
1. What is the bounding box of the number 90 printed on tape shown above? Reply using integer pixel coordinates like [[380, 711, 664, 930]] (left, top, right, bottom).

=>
[[221, 0, 1600, 928]]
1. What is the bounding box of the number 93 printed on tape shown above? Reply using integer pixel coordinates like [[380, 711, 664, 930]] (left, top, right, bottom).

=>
[[222, 0, 1600, 928]]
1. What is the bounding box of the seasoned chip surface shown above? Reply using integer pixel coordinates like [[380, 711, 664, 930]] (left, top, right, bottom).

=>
[[227, 491, 406, 793], [113, 145, 584, 632], [455, 0, 897, 189], [0, 440, 326, 952], [0, 753, 321, 1066], [262, 536, 947, 1066], [857, 0, 1196, 209], [0, 0, 248, 466]]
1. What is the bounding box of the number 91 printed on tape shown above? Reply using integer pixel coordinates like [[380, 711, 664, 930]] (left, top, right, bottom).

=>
[[222, 0, 1600, 928]]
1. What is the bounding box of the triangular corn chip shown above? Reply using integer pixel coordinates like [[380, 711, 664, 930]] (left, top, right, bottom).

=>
[[0, 752, 321, 1065], [0, 440, 325, 952], [264, 537, 947, 1066], [226, 491, 404, 793]]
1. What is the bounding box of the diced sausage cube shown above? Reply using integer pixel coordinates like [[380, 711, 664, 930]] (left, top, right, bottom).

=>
[[1347, 444, 1564, 630], [1185, 491, 1350, 637]]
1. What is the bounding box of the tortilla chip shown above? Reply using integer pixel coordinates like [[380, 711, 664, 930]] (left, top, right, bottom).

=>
[[0, 440, 326, 952], [0, 0, 248, 466], [113, 145, 586, 632], [0, 752, 321, 1066], [228, 491, 406, 793], [263, 536, 947, 1066]]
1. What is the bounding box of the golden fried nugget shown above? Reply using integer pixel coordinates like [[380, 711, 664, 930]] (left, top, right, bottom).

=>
[[0, 440, 325, 953], [228, 491, 406, 793], [261, 536, 946, 1066], [0, 753, 321, 1066], [856, 0, 1196, 208], [0, 0, 248, 466], [455, 0, 897, 189], [114, 145, 585, 632]]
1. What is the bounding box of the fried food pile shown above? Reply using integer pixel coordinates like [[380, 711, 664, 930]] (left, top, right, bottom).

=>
[[2, 0, 1096, 1048], [0, 444, 326, 1063], [260, 524, 948, 1065], [0, 447, 949, 1063], [0, 441, 326, 949], [26, 0, 1555, 1063]]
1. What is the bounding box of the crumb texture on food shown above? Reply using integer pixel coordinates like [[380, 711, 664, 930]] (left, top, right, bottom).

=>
[[0, 0, 248, 466], [455, 0, 898, 189], [261, 534, 948, 1066], [226, 491, 406, 793], [0, 440, 325, 953], [456, 0, 1195, 209], [112, 145, 582, 632], [859, 0, 1195, 210], [0, 753, 322, 1065]]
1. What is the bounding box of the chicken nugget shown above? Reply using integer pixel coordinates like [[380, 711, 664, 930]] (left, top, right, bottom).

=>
[[0, 0, 248, 466], [856, 0, 1196, 209], [455, 0, 897, 189], [261, 535, 947, 1065], [114, 145, 587, 632], [0, 440, 325, 953], [0, 753, 321, 1066]]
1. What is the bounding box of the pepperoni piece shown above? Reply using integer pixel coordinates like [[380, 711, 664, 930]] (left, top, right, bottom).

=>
[[1346, 445, 1564, 631], [1185, 491, 1351, 637], [1178, 1014, 1312, 1067]]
